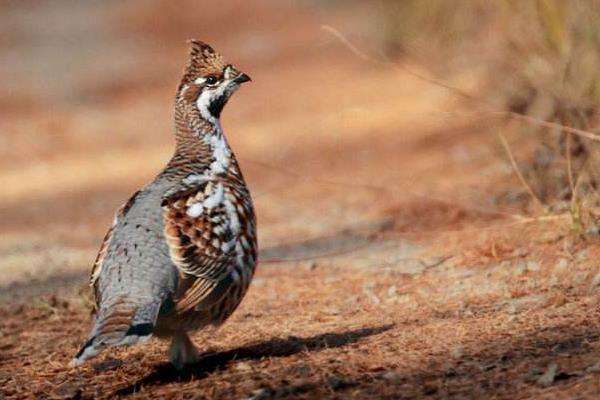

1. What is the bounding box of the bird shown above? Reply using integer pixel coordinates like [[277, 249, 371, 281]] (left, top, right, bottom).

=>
[[71, 40, 257, 369]]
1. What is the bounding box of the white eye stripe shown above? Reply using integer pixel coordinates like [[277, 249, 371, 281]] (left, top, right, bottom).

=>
[[194, 77, 207, 85], [224, 66, 235, 80]]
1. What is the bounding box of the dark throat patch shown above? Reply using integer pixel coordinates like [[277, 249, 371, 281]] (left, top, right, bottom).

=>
[[208, 93, 228, 119]]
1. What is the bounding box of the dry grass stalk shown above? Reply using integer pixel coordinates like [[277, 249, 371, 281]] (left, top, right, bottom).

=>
[[324, 18, 600, 226], [497, 131, 545, 211]]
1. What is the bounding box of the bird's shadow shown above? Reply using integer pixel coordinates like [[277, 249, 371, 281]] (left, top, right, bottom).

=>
[[114, 324, 393, 396]]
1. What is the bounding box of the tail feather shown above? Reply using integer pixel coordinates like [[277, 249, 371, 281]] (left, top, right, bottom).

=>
[[71, 298, 161, 366]]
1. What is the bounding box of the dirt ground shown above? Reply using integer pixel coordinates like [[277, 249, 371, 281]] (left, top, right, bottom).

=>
[[1, 1, 599, 399]]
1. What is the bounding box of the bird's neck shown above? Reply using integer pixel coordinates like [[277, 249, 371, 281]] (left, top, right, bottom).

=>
[[167, 102, 234, 177]]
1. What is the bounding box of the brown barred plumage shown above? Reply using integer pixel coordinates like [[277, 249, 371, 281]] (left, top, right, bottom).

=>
[[72, 40, 256, 369]]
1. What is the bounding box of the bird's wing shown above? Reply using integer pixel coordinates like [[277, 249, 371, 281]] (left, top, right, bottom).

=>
[[90, 190, 141, 308], [89, 225, 114, 308], [161, 180, 238, 313]]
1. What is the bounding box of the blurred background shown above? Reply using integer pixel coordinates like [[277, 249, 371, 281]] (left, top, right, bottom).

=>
[[1, 0, 465, 288], [5, 0, 600, 283], [2, 1, 600, 398]]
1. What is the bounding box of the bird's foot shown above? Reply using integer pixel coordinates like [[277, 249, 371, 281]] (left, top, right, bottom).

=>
[[169, 332, 200, 370]]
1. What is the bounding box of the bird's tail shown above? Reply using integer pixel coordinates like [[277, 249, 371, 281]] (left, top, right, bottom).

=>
[[71, 296, 162, 366]]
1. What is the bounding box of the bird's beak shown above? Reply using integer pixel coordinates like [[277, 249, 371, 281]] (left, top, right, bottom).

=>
[[233, 73, 251, 84]]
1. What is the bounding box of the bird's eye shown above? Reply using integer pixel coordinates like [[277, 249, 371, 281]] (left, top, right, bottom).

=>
[[205, 76, 217, 85]]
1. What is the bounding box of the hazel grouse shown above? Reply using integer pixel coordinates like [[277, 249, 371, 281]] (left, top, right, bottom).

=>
[[72, 40, 257, 369]]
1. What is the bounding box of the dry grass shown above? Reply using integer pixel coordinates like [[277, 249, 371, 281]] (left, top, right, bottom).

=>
[[1, 1, 599, 399], [379, 0, 600, 215]]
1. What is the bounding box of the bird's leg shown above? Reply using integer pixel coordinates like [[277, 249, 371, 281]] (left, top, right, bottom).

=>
[[169, 331, 200, 369]]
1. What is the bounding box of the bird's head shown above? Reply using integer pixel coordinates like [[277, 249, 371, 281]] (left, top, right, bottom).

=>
[[176, 40, 251, 124]]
